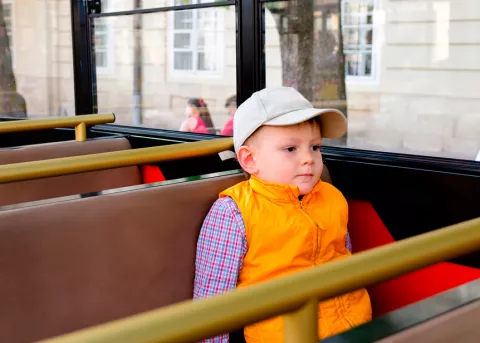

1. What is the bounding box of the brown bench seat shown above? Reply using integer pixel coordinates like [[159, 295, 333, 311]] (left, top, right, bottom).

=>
[[0, 137, 141, 206], [0, 171, 246, 343]]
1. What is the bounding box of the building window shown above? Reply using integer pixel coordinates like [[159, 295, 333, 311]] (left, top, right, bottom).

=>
[[94, 0, 112, 73], [170, 0, 223, 75], [341, 0, 375, 79]]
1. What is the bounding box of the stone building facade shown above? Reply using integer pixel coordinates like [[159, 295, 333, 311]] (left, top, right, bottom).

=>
[[5, 0, 480, 160]]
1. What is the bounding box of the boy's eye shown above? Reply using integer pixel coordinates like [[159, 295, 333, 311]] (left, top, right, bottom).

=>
[[311, 145, 321, 152], [284, 146, 296, 152]]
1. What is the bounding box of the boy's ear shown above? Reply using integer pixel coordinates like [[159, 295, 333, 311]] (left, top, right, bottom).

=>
[[237, 145, 258, 175]]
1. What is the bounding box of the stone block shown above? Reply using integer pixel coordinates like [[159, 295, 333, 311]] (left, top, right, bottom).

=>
[[455, 114, 480, 140], [408, 96, 450, 116], [365, 128, 403, 150], [379, 94, 409, 115], [416, 114, 455, 137], [402, 133, 443, 153], [381, 112, 419, 133], [447, 98, 480, 115], [58, 32, 72, 48], [443, 137, 480, 160]]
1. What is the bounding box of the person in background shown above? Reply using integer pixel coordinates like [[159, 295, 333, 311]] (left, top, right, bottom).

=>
[[179, 98, 215, 134], [220, 95, 236, 136]]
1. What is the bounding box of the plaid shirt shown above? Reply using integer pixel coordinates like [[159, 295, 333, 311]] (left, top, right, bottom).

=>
[[193, 197, 352, 343]]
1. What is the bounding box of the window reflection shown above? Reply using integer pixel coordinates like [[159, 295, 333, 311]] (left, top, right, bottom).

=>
[[0, 0, 75, 118], [93, 4, 236, 136], [172, 6, 221, 73], [264, 0, 480, 161]]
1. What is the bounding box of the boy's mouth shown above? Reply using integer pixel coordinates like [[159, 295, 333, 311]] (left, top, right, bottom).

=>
[[298, 173, 314, 177]]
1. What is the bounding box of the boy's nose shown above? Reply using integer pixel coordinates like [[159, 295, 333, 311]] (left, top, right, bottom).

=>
[[300, 152, 314, 165]]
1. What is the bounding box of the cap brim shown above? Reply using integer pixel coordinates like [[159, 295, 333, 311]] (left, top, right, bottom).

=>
[[263, 108, 347, 139]]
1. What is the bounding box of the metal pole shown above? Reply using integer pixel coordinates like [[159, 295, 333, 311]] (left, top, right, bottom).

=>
[[133, 0, 143, 125], [284, 299, 318, 343], [75, 122, 87, 141], [0, 137, 234, 183]]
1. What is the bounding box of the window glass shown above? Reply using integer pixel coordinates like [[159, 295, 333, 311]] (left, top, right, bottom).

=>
[[0, 0, 75, 118], [342, 0, 375, 78], [92, 4, 236, 135], [264, 0, 480, 161], [172, 5, 222, 74], [95, 0, 112, 73]]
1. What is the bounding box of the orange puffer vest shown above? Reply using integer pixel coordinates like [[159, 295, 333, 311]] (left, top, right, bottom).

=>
[[219, 176, 372, 342]]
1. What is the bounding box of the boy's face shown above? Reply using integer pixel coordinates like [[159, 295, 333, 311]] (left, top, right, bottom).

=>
[[240, 120, 323, 195]]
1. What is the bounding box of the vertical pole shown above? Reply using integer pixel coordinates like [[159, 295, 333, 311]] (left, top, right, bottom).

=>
[[237, 0, 264, 106], [70, 0, 97, 115], [284, 299, 318, 343], [75, 122, 87, 141], [133, 0, 143, 125]]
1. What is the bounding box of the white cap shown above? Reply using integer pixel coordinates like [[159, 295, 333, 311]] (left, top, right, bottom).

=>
[[233, 87, 347, 152]]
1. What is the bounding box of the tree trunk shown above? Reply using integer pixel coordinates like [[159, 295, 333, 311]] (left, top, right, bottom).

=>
[[268, 0, 314, 101], [266, 0, 348, 121], [133, 0, 143, 125], [0, 0, 15, 92], [290, 0, 314, 101], [0, 0, 25, 117], [335, 1, 348, 118]]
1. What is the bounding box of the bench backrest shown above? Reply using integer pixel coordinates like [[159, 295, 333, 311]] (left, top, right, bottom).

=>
[[0, 138, 141, 206], [0, 173, 246, 343]]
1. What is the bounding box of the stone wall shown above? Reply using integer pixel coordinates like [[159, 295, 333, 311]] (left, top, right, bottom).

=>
[[344, 0, 480, 159], [6, 0, 480, 160]]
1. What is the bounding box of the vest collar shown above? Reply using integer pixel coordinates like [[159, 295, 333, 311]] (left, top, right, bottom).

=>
[[248, 175, 324, 203]]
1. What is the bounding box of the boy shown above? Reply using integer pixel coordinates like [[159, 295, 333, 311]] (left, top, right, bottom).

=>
[[194, 87, 372, 343]]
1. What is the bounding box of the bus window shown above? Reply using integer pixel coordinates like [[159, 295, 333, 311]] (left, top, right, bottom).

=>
[[92, 1, 236, 137], [263, 0, 480, 162], [0, 0, 75, 118]]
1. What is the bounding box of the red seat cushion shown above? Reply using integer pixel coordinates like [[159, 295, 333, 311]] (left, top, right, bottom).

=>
[[368, 262, 480, 317], [141, 165, 166, 184], [347, 200, 480, 317]]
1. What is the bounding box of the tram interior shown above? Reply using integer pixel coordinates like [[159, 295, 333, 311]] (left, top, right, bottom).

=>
[[0, 0, 479, 342]]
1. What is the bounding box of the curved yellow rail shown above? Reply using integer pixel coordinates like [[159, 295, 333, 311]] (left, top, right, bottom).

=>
[[0, 113, 115, 141], [0, 137, 234, 183], [38, 216, 480, 343]]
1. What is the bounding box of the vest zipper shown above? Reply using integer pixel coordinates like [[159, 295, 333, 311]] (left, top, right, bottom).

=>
[[299, 200, 319, 263]]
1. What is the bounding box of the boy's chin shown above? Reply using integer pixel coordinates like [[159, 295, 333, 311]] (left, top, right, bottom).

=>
[[297, 184, 315, 195], [296, 177, 321, 195]]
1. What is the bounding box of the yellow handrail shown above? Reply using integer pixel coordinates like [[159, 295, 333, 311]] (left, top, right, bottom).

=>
[[0, 137, 234, 183], [0, 113, 115, 141], [38, 216, 480, 343]]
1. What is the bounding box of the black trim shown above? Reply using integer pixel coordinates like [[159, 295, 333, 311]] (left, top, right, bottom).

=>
[[322, 146, 480, 176], [91, 124, 224, 143], [70, 0, 97, 115], [237, 0, 264, 105], [89, 1, 236, 18]]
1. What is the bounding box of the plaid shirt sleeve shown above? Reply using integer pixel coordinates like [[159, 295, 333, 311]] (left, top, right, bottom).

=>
[[346, 231, 352, 253], [194, 197, 247, 343]]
